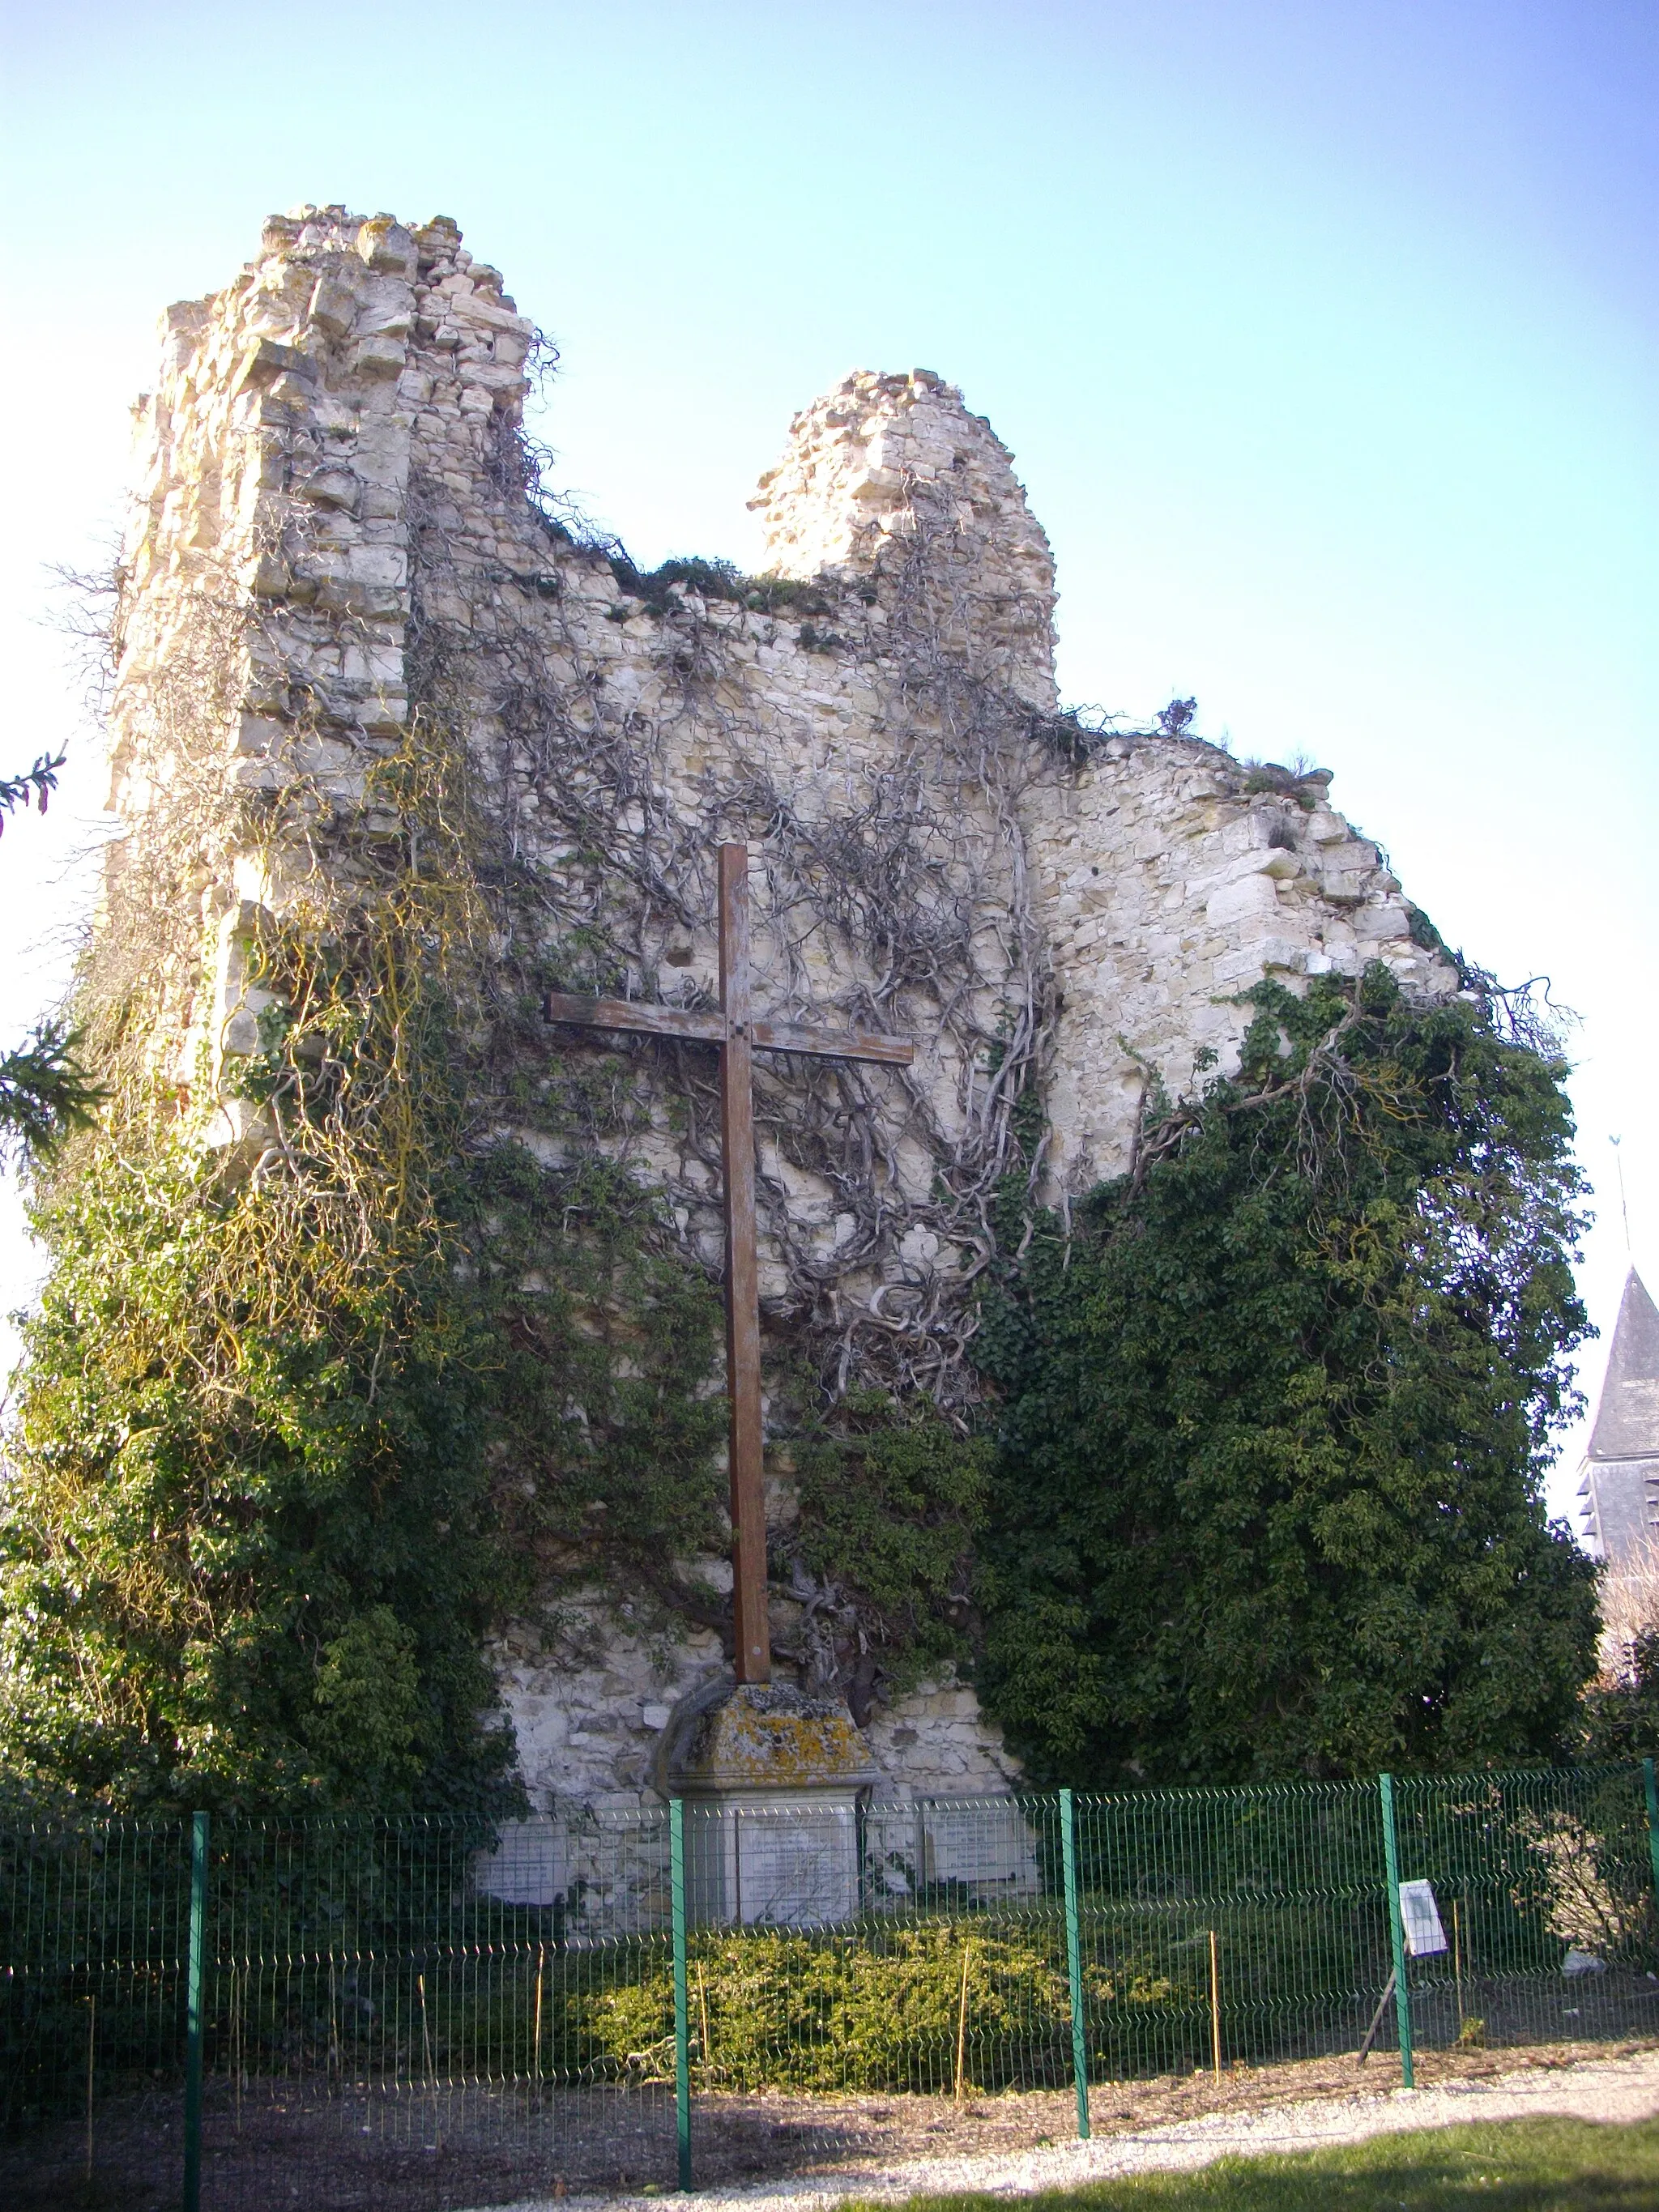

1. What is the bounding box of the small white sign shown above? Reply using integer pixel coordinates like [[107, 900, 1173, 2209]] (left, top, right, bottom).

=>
[[1398, 1878, 1448, 1957]]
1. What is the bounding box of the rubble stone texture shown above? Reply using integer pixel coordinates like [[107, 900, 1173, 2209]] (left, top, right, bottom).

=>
[[105, 209, 1460, 1813]]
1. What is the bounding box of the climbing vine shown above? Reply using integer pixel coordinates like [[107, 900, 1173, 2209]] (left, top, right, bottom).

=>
[[0, 689, 518, 1811], [13, 326, 1585, 1813], [420, 399, 1061, 1413], [2, 375, 1075, 1801], [788, 1392, 990, 1724], [387, 404, 1069, 1707]]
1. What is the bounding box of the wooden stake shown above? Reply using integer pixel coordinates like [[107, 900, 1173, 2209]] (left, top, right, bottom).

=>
[[1357, 1967, 1397, 2065], [85, 1994, 96, 2182], [953, 1939, 973, 2108], [1452, 1897, 1464, 2030], [419, 1971, 442, 2151], [1209, 1930, 1222, 2082], [534, 1945, 545, 2095]]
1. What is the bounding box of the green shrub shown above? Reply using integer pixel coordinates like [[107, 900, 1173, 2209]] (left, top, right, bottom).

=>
[[562, 1920, 1189, 2094]]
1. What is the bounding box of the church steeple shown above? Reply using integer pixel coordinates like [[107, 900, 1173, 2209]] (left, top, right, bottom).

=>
[[1578, 1270, 1659, 1559]]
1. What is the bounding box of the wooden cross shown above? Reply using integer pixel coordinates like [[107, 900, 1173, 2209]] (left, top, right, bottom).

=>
[[544, 843, 915, 1686]]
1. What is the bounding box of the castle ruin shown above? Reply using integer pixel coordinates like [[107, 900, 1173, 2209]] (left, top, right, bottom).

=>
[[104, 207, 1459, 1813]]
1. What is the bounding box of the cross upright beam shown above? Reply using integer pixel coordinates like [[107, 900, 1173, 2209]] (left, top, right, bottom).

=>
[[544, 842, 915, 1686], [717, 846, 767, 1681]]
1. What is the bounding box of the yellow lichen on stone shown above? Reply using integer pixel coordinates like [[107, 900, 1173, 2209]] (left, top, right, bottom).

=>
[[674, 1685, 879, 1792]]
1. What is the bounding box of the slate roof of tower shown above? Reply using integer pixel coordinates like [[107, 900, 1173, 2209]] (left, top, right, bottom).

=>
[[1589, 1270, 1659, 1460]]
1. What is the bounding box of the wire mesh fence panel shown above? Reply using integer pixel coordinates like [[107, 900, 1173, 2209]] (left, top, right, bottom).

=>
[[683, 1796, 1068, 2085], [663, 1795, 1080, 2184], [197, 1811, 678, 2210], [1392, 1763, 1659, 2056], [0, 1818, 189, 2211], [1072, 1781, 1392, 2087], [4, 1770, 1659, 2203]]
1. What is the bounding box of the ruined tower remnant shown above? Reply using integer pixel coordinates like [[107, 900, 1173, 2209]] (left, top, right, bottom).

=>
[[104, 207, 1459, 1813]]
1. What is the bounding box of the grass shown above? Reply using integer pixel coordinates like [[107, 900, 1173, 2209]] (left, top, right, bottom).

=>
[[850, 2116, 1659, 2209]]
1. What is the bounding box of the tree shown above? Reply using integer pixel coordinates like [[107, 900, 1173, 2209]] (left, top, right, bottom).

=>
[[0, 751, 100, 1164], [0, 752, 63, 829], [974, 964, 1600, 1785], [0, 1145, 520, 1817], [1580, 1633, 1659, 1764]]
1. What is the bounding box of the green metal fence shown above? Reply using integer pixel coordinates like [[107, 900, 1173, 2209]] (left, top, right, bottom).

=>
[[4, 1763, 1659, 2207], [0, 1813, 190, 2193]]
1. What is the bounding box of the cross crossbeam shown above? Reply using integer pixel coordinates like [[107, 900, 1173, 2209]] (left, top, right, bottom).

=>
[[541, 996, 913, 1066], [544, 842, 915, 1684]]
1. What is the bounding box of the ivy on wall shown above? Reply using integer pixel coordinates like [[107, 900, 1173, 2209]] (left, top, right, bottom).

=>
[[0, 407, 1610, 1815], [0, 654, 988, 1811], [0, 695, 730, 1815], [457, 1143, 728, 1651], [790, 1391, 990, 1723], [973, 965, 1601, 1787], [2, 1143, 513, 1816]]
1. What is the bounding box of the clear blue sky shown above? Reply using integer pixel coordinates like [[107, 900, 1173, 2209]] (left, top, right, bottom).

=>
[[1, 0, 1653, 1522]]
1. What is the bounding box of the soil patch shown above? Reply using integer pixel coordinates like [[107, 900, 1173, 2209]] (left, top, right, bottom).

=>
[[6, 2035, 1659, 2210]]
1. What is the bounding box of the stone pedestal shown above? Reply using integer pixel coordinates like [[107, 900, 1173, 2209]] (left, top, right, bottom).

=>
[[665, 1683, 880, 1927]]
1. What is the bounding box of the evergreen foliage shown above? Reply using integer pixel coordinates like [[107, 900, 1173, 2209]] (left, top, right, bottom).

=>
[[0, 1018, 100, 1164], [0, 1133, 737, 1816], [1, 1145, 513, 1815], [792, 1391, 990, 1720], [0, 711, 727, 1817], [975, 965, 1600, 1785], [0, 748, 65, 832], [1580, 1635, 1659, 1764], [455, 1144, 729, 1650], [569, 1921, 1095, 2092], [0, 750, 102, 1164]]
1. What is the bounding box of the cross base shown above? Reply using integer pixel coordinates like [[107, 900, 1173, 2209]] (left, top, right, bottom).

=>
[[668, 1683, 880, 1926]]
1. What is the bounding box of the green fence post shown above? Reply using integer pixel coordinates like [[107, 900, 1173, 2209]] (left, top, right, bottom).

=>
[[1377, 1774, 1414, 2090], [1059, 1788, 1091, 2139], [670, 1797, 692, 2191], [1643, 1759, 1659, 1922], [182, 1810, 209, 2212]]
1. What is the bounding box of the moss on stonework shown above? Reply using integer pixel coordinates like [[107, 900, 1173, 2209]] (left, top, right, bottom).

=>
[[674, 1686, 879, 1791], [604, 552, 834, 620]]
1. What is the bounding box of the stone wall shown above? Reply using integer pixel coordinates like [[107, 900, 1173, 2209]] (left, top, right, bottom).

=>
[[498, 1607, 1021, 1813], [104, 206, 1459, 1813]]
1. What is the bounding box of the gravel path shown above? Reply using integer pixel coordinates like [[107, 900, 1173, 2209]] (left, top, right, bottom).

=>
[[484, 2048, 1659, 2212]]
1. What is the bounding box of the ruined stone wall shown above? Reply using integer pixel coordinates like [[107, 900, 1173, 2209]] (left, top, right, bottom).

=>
[[104, 206, 1458, 1813]]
